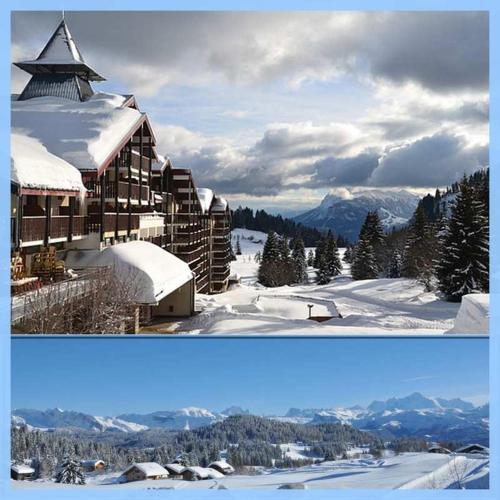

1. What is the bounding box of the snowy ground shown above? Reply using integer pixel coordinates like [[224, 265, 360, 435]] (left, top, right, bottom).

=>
[[13, 453, 489, 490], [173, 229, 465, 335]]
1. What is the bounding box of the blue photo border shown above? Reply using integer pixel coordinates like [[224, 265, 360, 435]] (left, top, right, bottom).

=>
[[0, 1, 498, 499]]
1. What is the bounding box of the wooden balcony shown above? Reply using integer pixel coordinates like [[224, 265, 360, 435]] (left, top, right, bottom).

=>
[[87, 213, 140, 233], [86, 180, 149, 202], [12, 215, 88, 244]]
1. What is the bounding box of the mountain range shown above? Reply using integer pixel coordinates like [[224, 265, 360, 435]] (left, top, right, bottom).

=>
[[293, 189, 420, 242], [12, 393, 488, 444]]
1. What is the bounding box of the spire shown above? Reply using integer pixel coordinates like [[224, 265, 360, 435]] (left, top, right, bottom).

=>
[[14, 17, 105, 102], [15, 18, 104, 81]]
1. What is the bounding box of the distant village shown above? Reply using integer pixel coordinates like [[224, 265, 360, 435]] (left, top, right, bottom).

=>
[[11, 19, 232, 333]]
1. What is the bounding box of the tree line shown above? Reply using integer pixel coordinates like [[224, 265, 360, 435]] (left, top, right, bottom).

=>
[[231, 206, 349, 247], [345, 169, 488, 301]]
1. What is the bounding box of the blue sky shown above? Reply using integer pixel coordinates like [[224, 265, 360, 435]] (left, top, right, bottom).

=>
[[11, 338, 489, 416], [11, 11, 489, 213]]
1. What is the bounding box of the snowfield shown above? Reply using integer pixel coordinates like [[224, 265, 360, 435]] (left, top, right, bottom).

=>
[[12, 453, 489, 490], [171, 228, 480, 335]]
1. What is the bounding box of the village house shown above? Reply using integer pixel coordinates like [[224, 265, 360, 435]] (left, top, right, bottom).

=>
[[208, 460, 235, 475], [122, 462, 169, 482], [80, 459, 106, 472], [10, 17, 232, 330], [455, 444, 489, 455], [428, 446, 451, 454], [10, 464, 35, 481], [164, 463, 186, 478], [181, 466, 224, 481]]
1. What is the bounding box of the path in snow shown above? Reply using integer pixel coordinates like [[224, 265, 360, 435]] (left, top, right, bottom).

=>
[[173, 229, 460, 335]]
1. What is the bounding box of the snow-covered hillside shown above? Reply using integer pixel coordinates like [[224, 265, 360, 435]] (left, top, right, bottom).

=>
[[174, 228, 464, 335], [293, 189, 419, 241], [13, 453, 489, 490]]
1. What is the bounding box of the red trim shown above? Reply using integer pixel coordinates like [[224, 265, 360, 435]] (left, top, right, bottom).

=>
[[21, 188, 80, 196]]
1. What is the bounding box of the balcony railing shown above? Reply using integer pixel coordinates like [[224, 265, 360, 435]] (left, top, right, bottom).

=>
[[86, 180, 149, 202], [11, 215, 88, 244], [87, 213, 140, 233]]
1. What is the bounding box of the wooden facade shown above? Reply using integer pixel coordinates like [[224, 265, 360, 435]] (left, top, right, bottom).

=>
[[11, 17, 232, 316]]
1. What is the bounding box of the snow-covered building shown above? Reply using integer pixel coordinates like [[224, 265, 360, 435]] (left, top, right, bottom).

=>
[[122, 462, 169, 482], [10, 464, 35, 481], [80, 459, 105, 472], [208, 460, 235, 475], [181, 466, 224, 481], [10, 17, 232, 330], [455, 444, 489, 455], [64, 241, 195, 318], [164, 463, 185, 478], [428, 446, 451, 455]]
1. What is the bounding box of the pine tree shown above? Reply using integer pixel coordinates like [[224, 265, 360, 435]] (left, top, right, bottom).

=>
[[235, 235, 242, 255], [351, 236, 378, 280], [313, 235, 328, 268], [388, 249, 402, 278], [307, 250, 315, 267], [291, 237, 308, 284], [325, 234, 342, 277], [357, 211, 386, 271], [315, 255, 331, 285], [436, 177, 489, 301], [55, 456, 85, 485], [402, 203, 438, 289]]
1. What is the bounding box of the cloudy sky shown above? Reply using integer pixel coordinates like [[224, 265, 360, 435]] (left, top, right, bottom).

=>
[[11, 11, 489, 213]]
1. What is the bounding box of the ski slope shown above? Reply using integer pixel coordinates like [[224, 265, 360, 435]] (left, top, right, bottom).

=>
[[13, 453, 489, 490], [176, 229, 464, 335]]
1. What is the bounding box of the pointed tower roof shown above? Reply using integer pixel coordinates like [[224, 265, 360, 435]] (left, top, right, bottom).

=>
[[14, 19, 105, 81]]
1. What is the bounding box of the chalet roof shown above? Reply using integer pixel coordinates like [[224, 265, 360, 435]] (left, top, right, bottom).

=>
[[455, 444, 489, 454], [208, 460, 234, 471], [211, 196, 228, 212], [14, 19, 105, 82], [165, 463, 186, 474], [11, 464, 35, 474], [81, 460, 105, 467], [197, 188, 214, 214], [11, 132, 86, 194], [123, 462, 168, 477], [11, 93, 145, 172], [151, 154, 170, 173], [64, 241, 194, 304]]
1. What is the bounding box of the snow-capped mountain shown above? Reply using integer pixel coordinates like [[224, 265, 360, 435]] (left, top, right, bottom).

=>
[[12, 408, 148, 433], [280, 393, 488, 445], [293, 189, 420, 241], [117, 406, 225, 430], [12, 394, 488, 443]]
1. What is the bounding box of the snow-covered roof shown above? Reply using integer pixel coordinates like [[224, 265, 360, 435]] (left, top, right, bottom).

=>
[[151, 154, 169, 172], [197, 188, 214, 214], [184, 466, 224, 479], [165, 463, 186, 474], [11, 133, 86, 194], [11, 464, 35, 474], [211, 196, 228, 212], [123, 462, 168, 477], [11, 93, 144, 172], [64, 241, 194, 304], [209, 460, 234, 471], [80, 460, 105, 467], [455, 444, 489, 453]]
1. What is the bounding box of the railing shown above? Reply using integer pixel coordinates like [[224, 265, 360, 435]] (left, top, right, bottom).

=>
[[87, 213, 140, 233], [211, 268, 230, 282], [86, 180, 149, 202], [11, 215, 88, 243]]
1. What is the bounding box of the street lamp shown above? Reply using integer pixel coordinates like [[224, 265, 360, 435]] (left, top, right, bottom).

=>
[[307, 304, 314, 319]]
